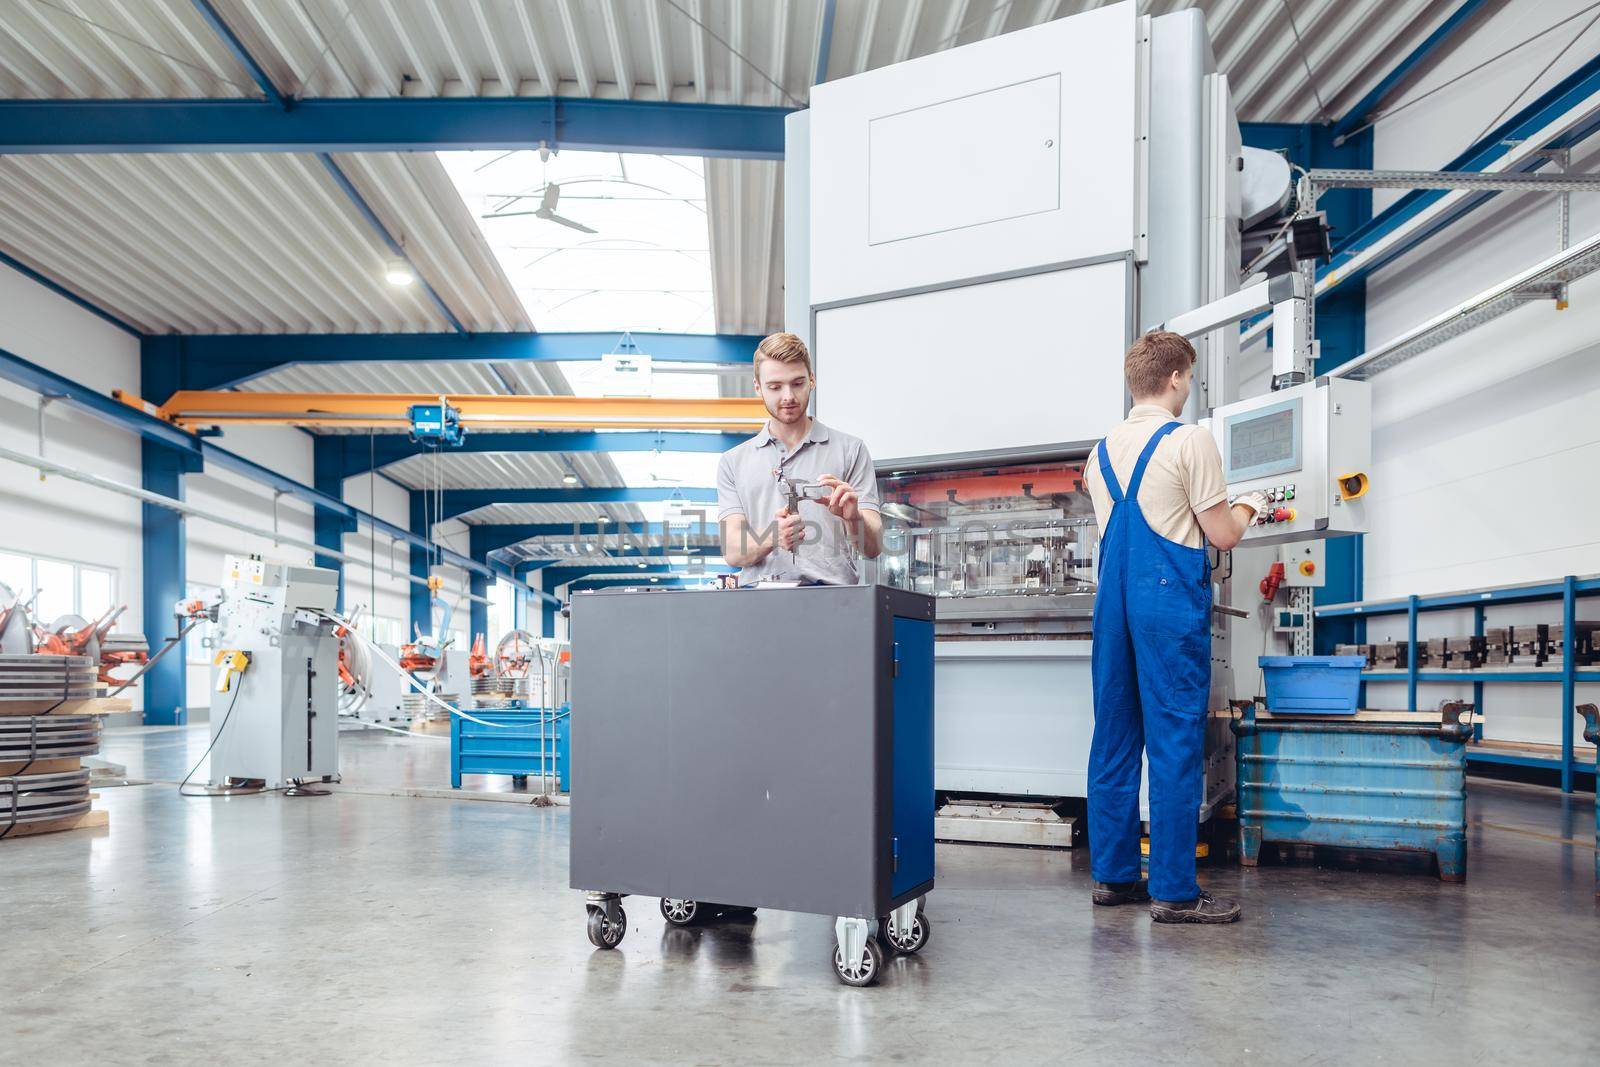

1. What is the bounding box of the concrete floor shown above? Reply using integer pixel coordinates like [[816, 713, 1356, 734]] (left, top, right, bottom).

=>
[[4, 726, 1597, 1066]]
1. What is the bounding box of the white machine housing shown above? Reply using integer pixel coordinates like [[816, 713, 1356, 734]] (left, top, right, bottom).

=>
[[208, 556, 340, 789], [1208, 376, 1372, 547], [790, 3, 1255, 821]]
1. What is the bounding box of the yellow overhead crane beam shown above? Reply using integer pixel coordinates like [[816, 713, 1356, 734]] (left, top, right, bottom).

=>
[[113, 390, 768, 433]]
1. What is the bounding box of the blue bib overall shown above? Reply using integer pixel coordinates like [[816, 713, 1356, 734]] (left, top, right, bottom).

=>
[[1089, 421, 1212, 902]]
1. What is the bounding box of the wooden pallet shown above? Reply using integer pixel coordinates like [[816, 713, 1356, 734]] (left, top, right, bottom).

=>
[[0, 808, 109, 841], [0, 696, 131, 718], [0, 755, 81, 777]]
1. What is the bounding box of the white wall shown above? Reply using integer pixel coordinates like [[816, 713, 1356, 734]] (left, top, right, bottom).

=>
[[0, 262, 145, 715], [182, 424, 318, 709], [1352, 2, 1600, 747]]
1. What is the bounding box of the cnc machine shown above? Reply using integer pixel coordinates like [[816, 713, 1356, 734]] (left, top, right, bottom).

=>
[[206, 555, 340, 789], [786, 1, 1370, 844]]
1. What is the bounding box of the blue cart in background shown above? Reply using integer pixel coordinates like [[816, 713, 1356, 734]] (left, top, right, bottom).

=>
[[1233, 700, 1474, 881], [450, 705, 570, 792], [1582, 703, 1599, 897]]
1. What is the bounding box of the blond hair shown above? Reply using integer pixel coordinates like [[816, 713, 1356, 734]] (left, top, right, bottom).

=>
[[1124, 330, 1196, 398], [753, 332, 813, 378]]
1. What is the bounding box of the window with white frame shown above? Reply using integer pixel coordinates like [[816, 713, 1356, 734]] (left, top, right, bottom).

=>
[[0, 550, 119, 628], [489, 579, 514, 646], [367, 616, 405, 649]]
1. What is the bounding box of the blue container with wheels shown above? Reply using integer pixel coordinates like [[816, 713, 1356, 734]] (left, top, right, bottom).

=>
[[1232, 701, 1472, 881], [1582, 704, 1600, 897], [450, 705, 569, 791], [1259, 655, 1366, 714]]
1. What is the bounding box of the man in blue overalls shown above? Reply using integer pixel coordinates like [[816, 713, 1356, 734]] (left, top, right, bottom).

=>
[[1084, 331, 1269, 924]]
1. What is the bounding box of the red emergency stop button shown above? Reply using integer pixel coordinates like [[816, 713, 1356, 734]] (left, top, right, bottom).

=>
[[1299, 560, 1316, 577], [1274, 507, 1296, 523]]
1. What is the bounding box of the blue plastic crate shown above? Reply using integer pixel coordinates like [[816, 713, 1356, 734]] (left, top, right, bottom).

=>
[[1259, 655, 1366, 714]]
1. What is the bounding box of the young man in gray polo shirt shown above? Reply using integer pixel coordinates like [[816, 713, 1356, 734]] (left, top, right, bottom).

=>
[[717, 333, 884, 585]]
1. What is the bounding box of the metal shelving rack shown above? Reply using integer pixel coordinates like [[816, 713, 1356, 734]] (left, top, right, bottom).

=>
[[1315, 575, 1600, 792]]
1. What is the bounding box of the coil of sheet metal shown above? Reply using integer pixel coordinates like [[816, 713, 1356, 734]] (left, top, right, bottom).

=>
[[0, 716, 102, 762], [0, 654, 97, 701], [0, 768, 93, 827]]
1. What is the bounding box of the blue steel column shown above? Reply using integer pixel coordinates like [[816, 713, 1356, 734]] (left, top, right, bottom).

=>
[[1407, 595, 1420, 714], [140, 337, 191, 726], [1472, 604, 1485, 741], [1561, 575, 1576, 793], [312, 436, 346, 609], [408, 491, 431, 638], [541, 571, 557, 638], [141, 443, 188, 726], [470, 573, 489, 638], [466, 526, 490, 638]]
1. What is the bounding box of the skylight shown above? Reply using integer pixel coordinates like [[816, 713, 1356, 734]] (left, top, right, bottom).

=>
[[440, 149, 714, 334]]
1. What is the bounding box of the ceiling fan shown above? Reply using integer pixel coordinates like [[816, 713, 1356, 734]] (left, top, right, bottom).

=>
[[532, 183, 597, 233]]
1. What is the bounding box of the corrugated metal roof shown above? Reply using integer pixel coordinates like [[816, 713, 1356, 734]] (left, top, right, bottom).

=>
[[381, 448, 623, 495], [0, 150, 529, 334], [0, 0, 1469, 341]]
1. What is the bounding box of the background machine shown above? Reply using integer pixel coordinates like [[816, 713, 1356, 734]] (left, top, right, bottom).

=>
[[205, 555, 340, 790], [787, 1, 1370, 845]]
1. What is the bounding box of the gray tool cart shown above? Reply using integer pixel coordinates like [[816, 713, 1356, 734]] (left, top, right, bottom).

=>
[[569, 584, 936, 986]]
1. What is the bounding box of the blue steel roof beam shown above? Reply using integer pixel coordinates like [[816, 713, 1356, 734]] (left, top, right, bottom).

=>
[[163, 331, 761, 390], [1318, 51, 1600, 296], [0, 98, 790, 158], [443, 486, 717, 519], [814, 0, 838, 86], [1331, 0, 1492, 147], [188, 0, 287, 108], [313, 154, 466, 334], [470, 521, 716, 554], [184, 4, 465, 335], [340, 432, 748, 477], [515, 550, 723, 575]]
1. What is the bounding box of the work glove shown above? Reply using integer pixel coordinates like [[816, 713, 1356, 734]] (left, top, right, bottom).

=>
[[1232, 490, 1271, 520]]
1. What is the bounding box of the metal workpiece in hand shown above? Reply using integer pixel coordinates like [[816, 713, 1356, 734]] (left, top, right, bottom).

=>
[[775, 472, 833, 556]]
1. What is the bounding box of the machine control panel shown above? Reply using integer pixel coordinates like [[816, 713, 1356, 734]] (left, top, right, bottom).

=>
[[1253, 483, 1298, 526], [1206, 377, 1371, 546]]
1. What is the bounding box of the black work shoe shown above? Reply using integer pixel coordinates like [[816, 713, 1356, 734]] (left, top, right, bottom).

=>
[[1150, 890, 1241, 924], [1092, 879, 1151, 906]]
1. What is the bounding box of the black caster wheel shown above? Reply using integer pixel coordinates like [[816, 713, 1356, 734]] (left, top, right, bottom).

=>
[[833, 937, 885, 987], [660, 898, 699, 926], [885, 911, 931, 956], [586, 906, 626, 949]]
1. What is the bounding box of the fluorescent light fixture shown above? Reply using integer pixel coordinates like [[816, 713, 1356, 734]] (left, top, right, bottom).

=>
[[562, 472, 579, 485], [384, 257, 415, 286]]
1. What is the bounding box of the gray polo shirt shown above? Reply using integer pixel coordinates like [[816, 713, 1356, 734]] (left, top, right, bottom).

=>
[[716, 419, 881, 585]]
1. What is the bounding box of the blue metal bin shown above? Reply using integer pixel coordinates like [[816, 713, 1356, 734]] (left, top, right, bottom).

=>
[[450, 706, 570, 791], [1259, 655, 1366, 714], [1233, 702, 1473, 881], [1582, 703, 1599, 898]]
